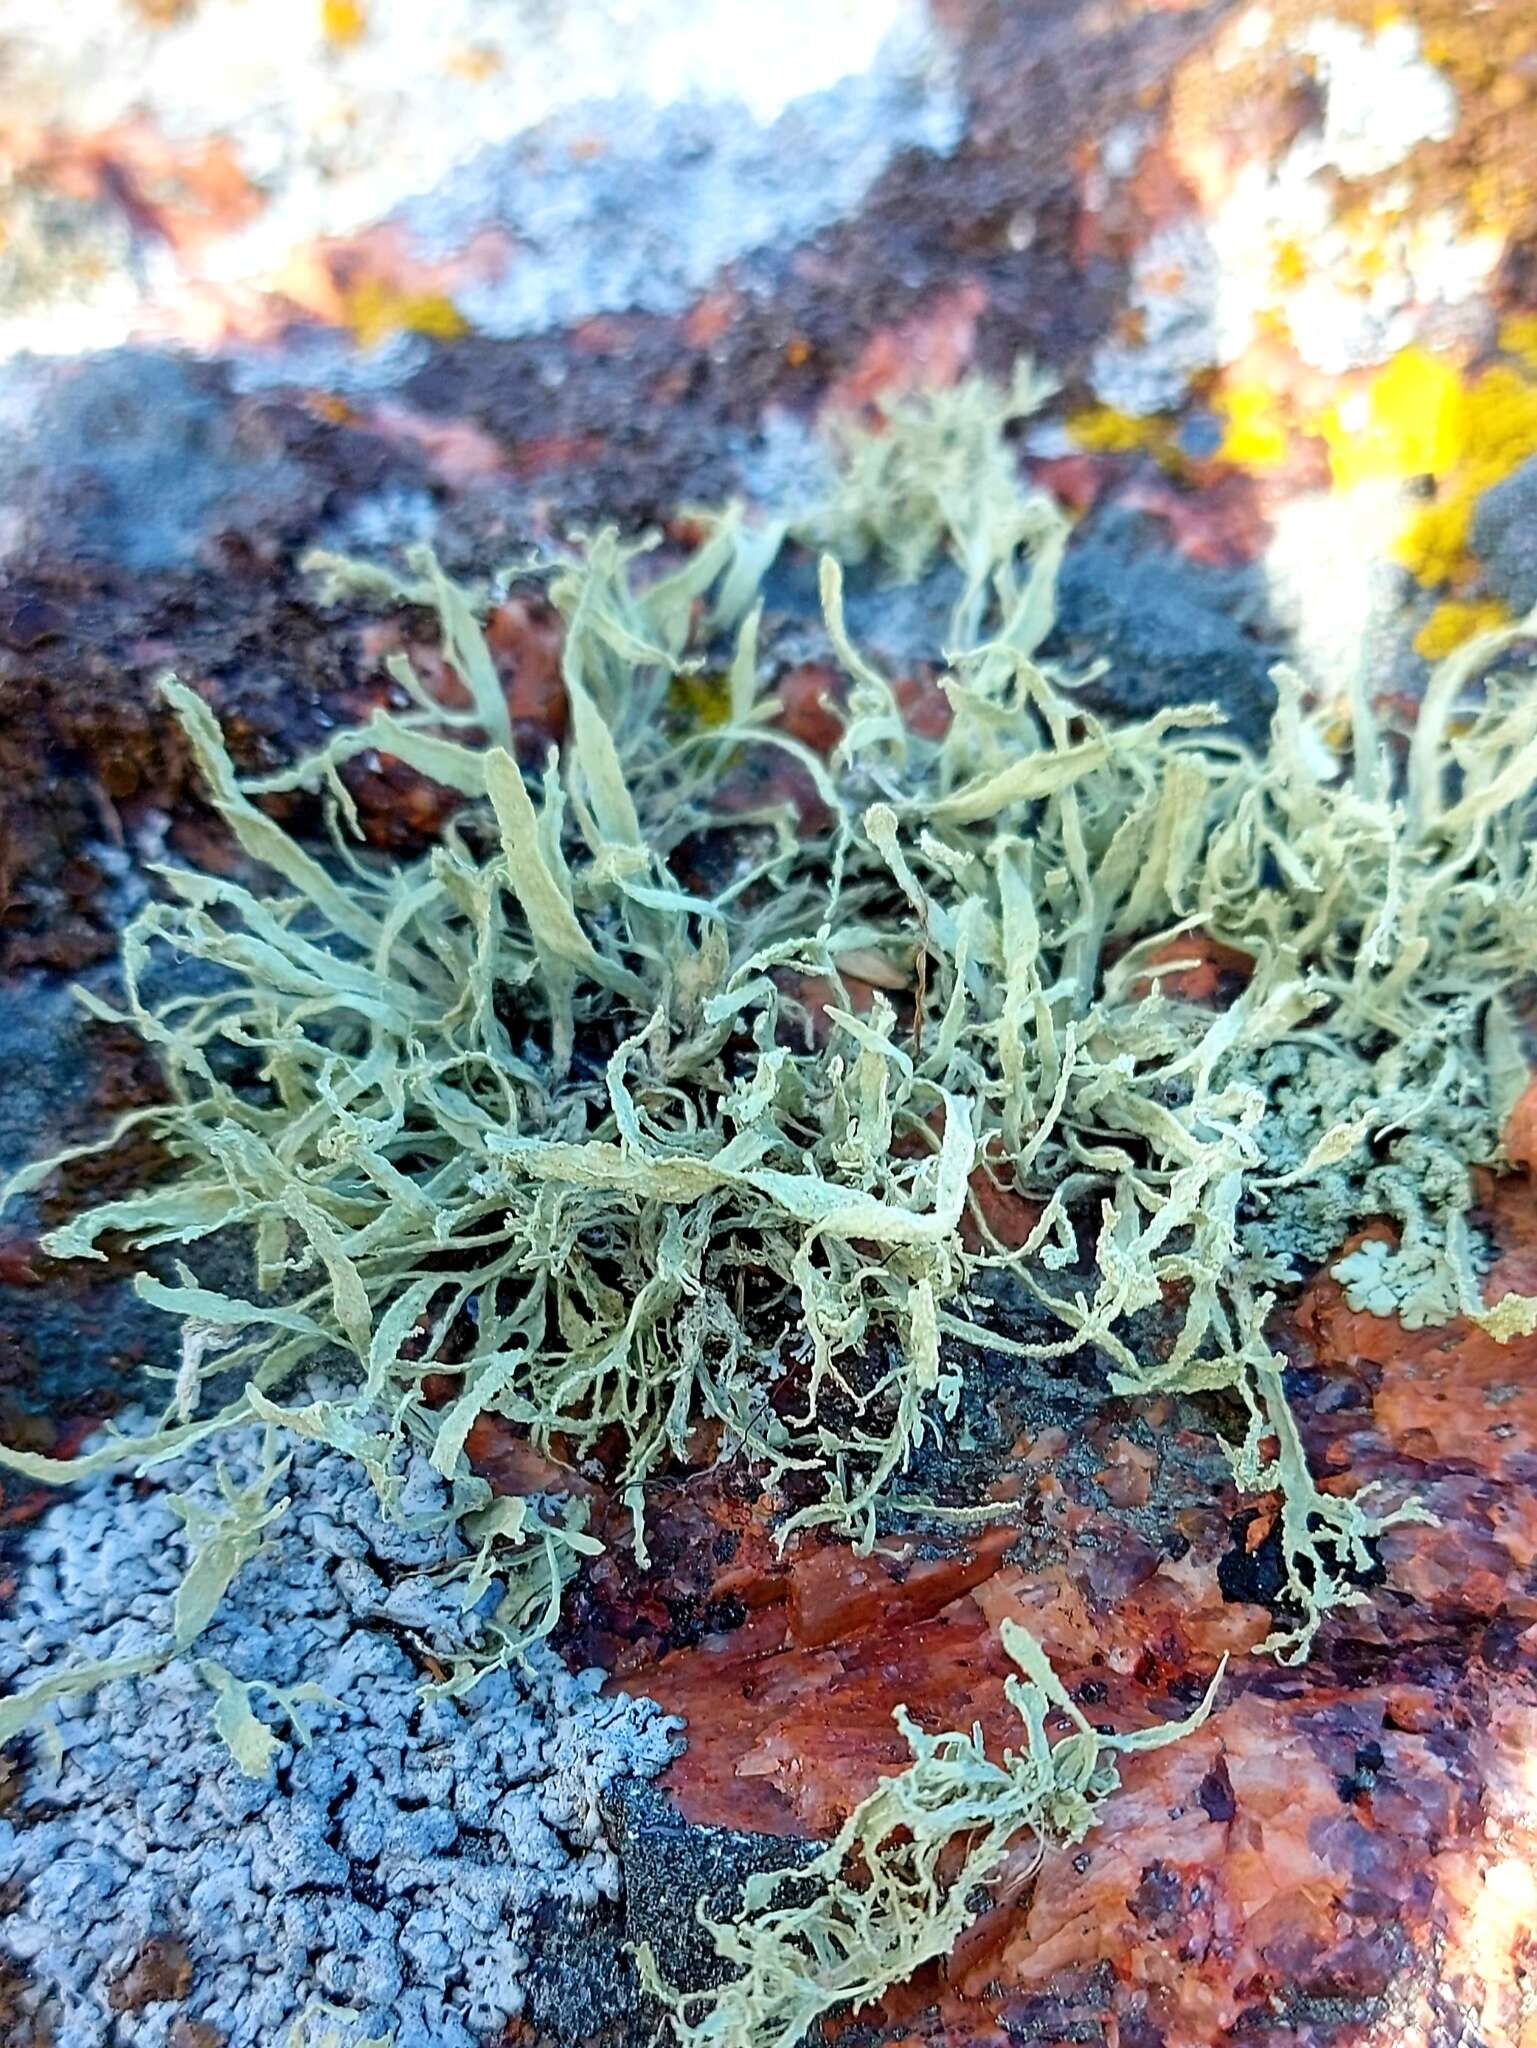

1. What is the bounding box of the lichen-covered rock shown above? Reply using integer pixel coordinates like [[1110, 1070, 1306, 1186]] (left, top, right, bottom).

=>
[[1471, 451, 1537, 614], [0, 1424, 680, 2048], [614, 1172, 1537, 2046]]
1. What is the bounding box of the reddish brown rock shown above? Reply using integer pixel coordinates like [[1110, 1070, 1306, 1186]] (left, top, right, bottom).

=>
[[589, 1169, 1537, 2046], [823, 279, 987, 415], [107, 1937, 194, 2014], [1130, 932, 1255, 1004]]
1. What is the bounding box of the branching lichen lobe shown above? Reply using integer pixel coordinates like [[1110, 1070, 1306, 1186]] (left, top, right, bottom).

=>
[[3, 370, 1537, 2041], [638, 1619, 1223, 2048]]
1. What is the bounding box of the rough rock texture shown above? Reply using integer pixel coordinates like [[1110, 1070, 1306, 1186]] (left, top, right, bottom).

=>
[[0, 1425, 679, 2048], [1472, 452, 1537, 613], [6, 3, 1537, 2044], [568, 1172, 1537, 2046]]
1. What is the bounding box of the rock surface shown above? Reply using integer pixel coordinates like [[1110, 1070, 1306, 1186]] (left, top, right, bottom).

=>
[[5, 3, 1537, 2045], [0, 1421, 679, 2048], [602, 1175, 1537, 2041]]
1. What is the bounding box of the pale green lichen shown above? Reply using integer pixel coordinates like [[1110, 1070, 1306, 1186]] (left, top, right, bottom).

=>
[[638, 1620, 1224, 2048], [0, 516, 996, 1571], [285, 2004, 394, 2048], [0, 1428, 295, 1746], [2, 373, 1536, 2018], [196, 1658, 336, 1780], [1331, 1235, 1463, 1327], [795, 358, 1064, 648]]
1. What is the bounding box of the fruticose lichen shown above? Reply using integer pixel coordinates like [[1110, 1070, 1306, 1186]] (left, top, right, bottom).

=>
[[0, 1415, 679, 2048], [4, 366, 1537, 2041], [638, 1622, 1223, 2048]]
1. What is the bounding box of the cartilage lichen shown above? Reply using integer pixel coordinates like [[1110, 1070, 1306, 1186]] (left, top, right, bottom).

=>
[[3, 367, 1531, 1646], [638, 1621, 1224, 2048], [3, 365, 1535, 2038]]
